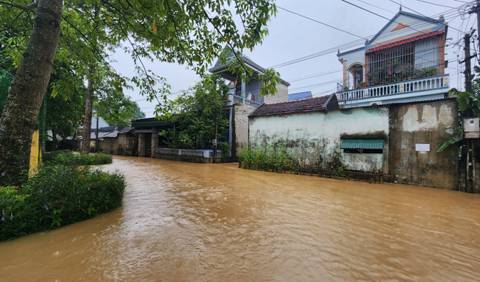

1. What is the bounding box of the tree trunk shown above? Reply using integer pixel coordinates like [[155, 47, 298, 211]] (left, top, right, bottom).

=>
[[0, 0, 63, 186], [81, 76, 94, 153]]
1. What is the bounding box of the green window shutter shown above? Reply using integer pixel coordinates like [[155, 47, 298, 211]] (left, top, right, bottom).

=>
[[340, 139, 384, 150]]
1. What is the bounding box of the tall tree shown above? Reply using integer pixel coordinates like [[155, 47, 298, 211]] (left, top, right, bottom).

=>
[[0, 0, 63, 185], [0, 0, 277, 185]]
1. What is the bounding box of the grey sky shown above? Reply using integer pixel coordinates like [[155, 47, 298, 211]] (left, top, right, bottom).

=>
[[110, 0, 473, 117]]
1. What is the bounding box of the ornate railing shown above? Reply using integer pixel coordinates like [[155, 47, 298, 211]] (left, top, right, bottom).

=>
[[336, 75, 449, 102]]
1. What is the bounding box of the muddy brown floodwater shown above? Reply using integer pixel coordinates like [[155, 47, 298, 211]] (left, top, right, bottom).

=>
[[1, 156, 480, 281]]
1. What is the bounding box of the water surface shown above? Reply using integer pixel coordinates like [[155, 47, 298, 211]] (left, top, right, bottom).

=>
[[1, 156, 479, 281]]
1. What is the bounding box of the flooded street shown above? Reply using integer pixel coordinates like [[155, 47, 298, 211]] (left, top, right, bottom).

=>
[[1, 156, 480, 281]]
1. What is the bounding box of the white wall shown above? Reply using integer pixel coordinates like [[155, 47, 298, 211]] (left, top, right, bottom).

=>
[[264, 83, 289, 104], [249, 107, 390, 172]]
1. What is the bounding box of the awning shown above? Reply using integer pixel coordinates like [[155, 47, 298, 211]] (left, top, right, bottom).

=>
[[341, 139, 385, 150]]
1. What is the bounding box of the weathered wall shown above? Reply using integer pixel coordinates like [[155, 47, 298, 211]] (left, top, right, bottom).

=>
[[388, 99, 458, 189], [99, 139, 118, 154], [249, 107, 390, 172], [264, 83, 289, 104], [235, 103, 257, 155], [117, 134, 137, 155]]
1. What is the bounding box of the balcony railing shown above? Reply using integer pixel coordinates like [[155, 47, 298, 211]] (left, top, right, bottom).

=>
[[336, 75, 449, 105], [228, 89, 263, 106]]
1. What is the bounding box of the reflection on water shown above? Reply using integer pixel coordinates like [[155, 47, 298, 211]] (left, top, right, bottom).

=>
[[1, 156, 480, 281]]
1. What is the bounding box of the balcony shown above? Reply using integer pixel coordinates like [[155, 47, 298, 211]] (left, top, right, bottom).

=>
[[336, 75, 449, 108], [228, 89, 263, 106]]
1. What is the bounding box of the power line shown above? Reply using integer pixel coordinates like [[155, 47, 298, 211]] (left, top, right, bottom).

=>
[[344, 0, 465, 36], [277, 5, 368, 40], [342, 0, 390, 20], [413, 0, 457, 9], [270, 12, 461, 69], [353, 0, 396, 14]]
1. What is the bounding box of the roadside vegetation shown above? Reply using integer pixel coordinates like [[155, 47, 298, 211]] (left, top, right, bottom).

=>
[[0, 150, 121, 241], [0, 165, 124, 241], [239, 145, 347, 177], [44, 150, 112, 166]]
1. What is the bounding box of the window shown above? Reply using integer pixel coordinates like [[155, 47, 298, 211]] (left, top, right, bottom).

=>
[[341, 139, 384, 154]]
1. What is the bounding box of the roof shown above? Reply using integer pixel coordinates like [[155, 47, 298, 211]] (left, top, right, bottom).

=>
[[288, 91, 313, 101], [367, 10, 445, 46], [90, 129, 119, 140], [132, 117, 173, 129], [337, 10, 446, 58], [250, 94, 339, 118], [209, 48, 290, 86]]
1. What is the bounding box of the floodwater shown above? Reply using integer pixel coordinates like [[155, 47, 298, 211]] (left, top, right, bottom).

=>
[[1, 157, 480, 281]]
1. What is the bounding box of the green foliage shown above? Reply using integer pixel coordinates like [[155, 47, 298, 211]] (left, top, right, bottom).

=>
[[239, 145, 348, 176], [450, 88, 480, 117], [0, 69, 13, 112], [95, 90, 145, 127], [239, 146, 293, 172], [0, 165, 125, 241], [157, 75, 229, 149], [219, 48, 281, 97], [44, 151, 112, 166], [258, 68, 281, 97]]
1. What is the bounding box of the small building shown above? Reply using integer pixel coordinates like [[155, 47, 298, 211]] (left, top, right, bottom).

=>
[[288, 91, 313, 101], [209, 48, 290, 157]]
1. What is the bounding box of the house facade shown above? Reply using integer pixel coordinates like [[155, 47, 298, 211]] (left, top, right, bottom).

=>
[[248, 10, 460, 189], [336, 11, 448, 108], [209, 49, 290, 157]]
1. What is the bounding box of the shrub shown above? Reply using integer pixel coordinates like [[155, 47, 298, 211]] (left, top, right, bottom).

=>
[[45, 150, 112, 166], [0, 165, 125, 241], [239, 146, 293, 172]]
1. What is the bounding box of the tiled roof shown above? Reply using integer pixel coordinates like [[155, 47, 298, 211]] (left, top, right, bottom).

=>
[[250, 94, 339, 117]]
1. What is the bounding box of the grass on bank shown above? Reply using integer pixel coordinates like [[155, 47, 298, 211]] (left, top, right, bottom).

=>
[[0, 151, 123, 241], [239, 146, 347, 177], [44, 150, 112, 166]]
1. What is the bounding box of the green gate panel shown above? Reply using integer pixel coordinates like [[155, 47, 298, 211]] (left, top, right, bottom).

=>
[[340, 139, 384, 149]]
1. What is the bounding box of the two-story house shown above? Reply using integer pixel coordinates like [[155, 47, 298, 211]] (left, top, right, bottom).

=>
[[336, 10, 449, 108], [248, 10, 459, 189], [209, 49, 290, 157]]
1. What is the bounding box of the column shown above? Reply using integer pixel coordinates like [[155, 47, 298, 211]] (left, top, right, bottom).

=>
[[138, 133, 145, 157]]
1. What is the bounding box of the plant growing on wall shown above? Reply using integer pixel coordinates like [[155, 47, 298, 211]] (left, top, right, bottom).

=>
[[437, 87, 480, 152]]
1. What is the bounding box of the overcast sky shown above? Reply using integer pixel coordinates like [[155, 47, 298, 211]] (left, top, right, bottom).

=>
[[110, 0, 475, 117]]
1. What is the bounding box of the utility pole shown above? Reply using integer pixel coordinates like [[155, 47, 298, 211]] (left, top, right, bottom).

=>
[[460, 30, 477, 193], [464, 32, 474, 93], [469, 0, 480, 55]]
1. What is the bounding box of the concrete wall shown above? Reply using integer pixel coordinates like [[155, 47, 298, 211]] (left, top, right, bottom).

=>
[[264, 83, 289, 104], [388, 99, 458, 189], [235, 103, 258, 155], [249, 107, 390, 172]]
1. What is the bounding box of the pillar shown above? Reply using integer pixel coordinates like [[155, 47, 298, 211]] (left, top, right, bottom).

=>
[[151, 130, 158, 158], [138, 133, 145, 157]]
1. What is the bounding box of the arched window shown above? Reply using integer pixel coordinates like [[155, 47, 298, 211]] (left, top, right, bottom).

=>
[[349, 64, 363, 89]]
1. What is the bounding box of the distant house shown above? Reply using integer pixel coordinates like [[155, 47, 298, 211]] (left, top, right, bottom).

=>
[[209, 48, 290, 157], [288, 91, 313, 101], [336, 10, 449, 108], [209, 48, 290, 105]]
